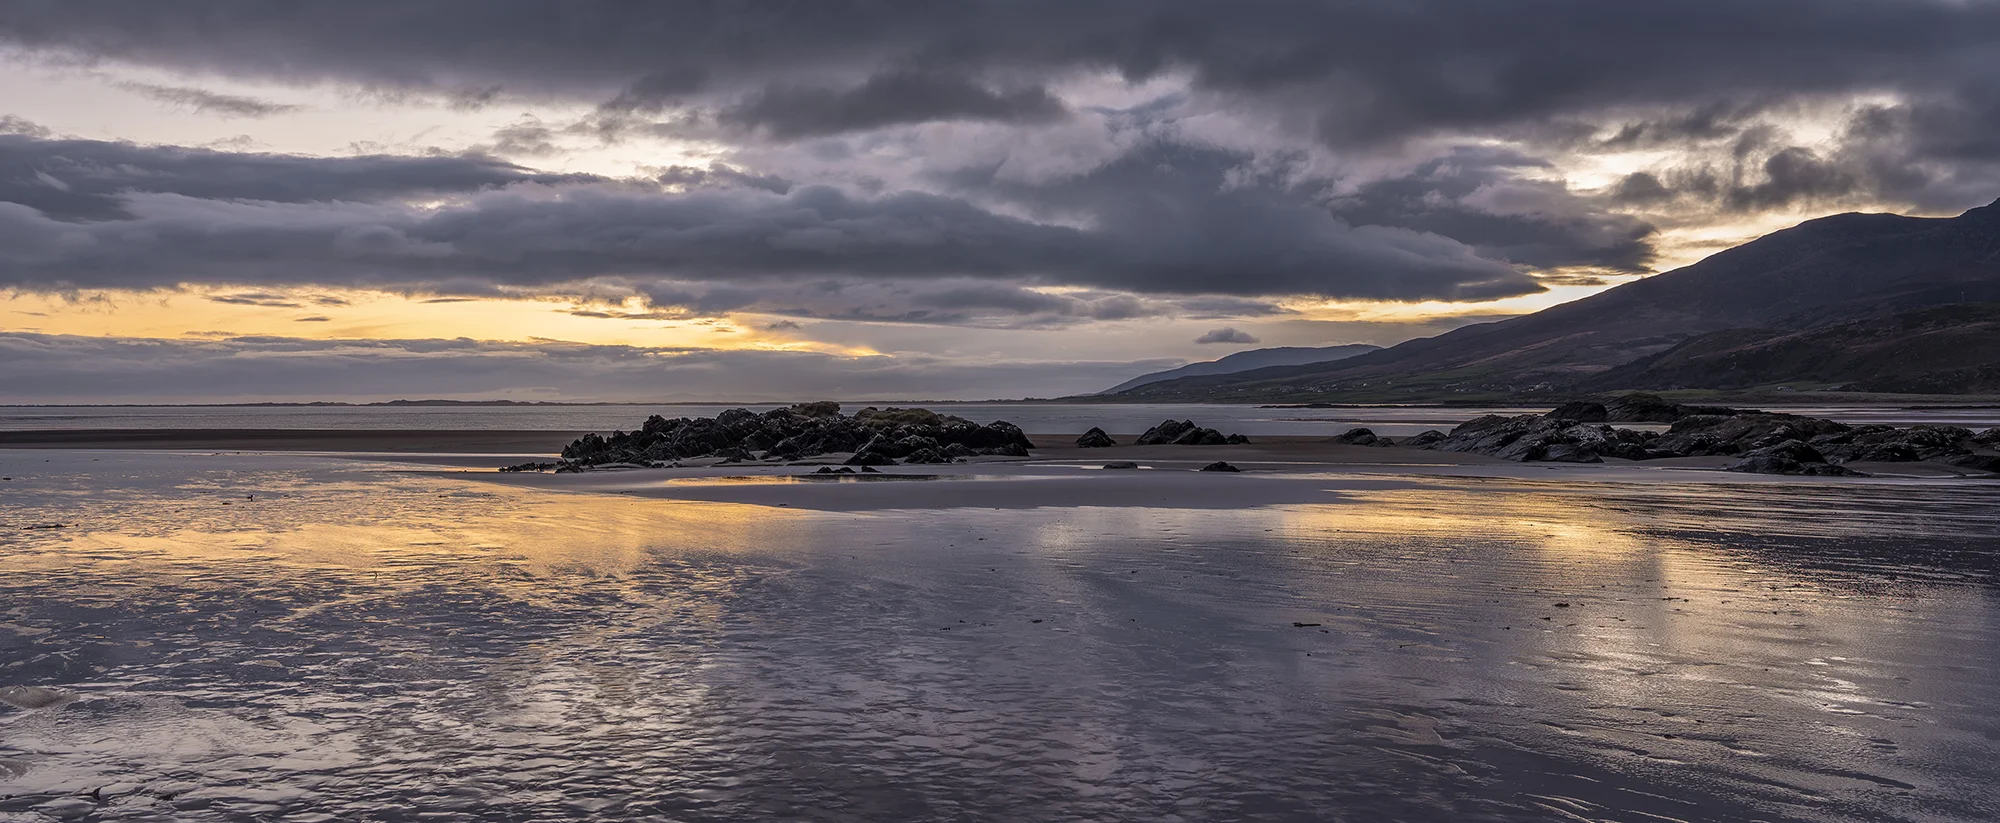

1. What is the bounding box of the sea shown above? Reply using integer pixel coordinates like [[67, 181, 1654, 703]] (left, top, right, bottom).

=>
[[5, 402, 1999, 437]]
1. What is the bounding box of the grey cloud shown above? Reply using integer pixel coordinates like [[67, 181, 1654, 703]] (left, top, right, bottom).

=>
[[115, 81, 303, 118], [1319, 147, 1657, 272], [0, 331, 1187, 402], [719, 71, 1067, 138], [1194, 327, 1258, 345], [657, 163, 792, 194], [484, 117, 560, 156], [0, 133, 1540, 304], [0, 115, 52, 138], [206, 292, 302, 307], [296, 315, 331, 321], [1725, 146, 1857, 210], [6, 1, 1998, 151], [0, 134, 602, 220]]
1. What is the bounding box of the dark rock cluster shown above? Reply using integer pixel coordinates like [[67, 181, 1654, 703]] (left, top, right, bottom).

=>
[[1199, 461, 1243, 472], [1134, 420, 1250, 446], [1723, 441, 1860, 476], [1416, 414, 1657, 463], [1398, 395, 2000, 475], [533, 402, 1035, 471]]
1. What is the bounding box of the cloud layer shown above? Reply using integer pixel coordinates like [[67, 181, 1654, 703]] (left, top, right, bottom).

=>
[[5, 2, 2000, 399]]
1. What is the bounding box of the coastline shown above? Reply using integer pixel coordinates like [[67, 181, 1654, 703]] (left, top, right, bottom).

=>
[[0, 428, 585, 454]]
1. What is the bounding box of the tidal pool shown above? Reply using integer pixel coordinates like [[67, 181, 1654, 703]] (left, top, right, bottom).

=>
[[2, 451, 1997, 821]]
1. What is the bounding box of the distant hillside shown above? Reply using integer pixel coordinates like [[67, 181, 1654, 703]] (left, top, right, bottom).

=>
[[1100, 344, 1381, 393], [1590, 303, 2000, 393], [1105, 199, 2000, 402]]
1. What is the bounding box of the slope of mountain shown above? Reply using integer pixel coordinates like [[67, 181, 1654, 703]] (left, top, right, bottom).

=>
[[1589, 303, 2000, 393], [1100, 344, 1381, 393], [1108, 199, 2000, 402]]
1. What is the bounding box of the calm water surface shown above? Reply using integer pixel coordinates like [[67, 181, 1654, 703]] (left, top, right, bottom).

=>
[[5, 403, 1998, 437], [2, 451, 1998, 821]]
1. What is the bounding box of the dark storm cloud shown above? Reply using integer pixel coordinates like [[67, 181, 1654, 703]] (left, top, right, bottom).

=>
[[115, 82, 303, 118], [718, 71, 1067, 138], [0, 134, 603, 220], [1320, 148, 1657, 272], [5, 1, 1998, 148], [0, 132, 1539, 303], [0, 332, 1179, 402]]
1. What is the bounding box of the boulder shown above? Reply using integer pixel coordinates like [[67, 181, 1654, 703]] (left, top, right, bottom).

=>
[[1331, 427, 1392, 446], [1602, 393, 1746, 423], [1199, 461, 1242, 472], [901, 448, 953, 464], [1171, 426, 1230, 445], [1976, 427, 2000, 446], [844, 450, 895, 467], [1076, 427, 1117, 448], [1544, 401, 1609, 423], [1102, 461, 1140, 469], [499, 461, 559, 473], [790, 400, 842, 418], [1723, 440, 1864, 476], [1400, 430, 1447, 449], [1649, 413, 1850, 457], [1135, 419, 1195, 445], [1945, 453, 2000, 474], [1136, 419, 1246, 445], [1420, 413, 1653, 463]]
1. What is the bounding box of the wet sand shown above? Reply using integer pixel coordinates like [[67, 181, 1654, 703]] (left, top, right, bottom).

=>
[[4, 448, 2000, 821]]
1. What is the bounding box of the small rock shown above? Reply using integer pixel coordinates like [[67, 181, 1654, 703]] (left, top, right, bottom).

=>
[[1076, 427, 1118, 448], [0, 685, 68, 709], [1199, 461, 1242, 472], [1102, 461, 1140, 469], [1331, 427, 1391, 447]]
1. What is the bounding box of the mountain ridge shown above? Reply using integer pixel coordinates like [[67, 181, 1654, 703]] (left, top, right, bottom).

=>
[[1098, 344, 1381, 393], [1099, 199, 2000, 402]]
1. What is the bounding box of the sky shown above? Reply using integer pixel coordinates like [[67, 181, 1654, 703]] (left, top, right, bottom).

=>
[[4, 1, 2000, 402]]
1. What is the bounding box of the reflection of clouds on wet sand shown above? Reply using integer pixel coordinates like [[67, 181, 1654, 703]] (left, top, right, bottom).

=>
[[1, 450, 1997, 820]]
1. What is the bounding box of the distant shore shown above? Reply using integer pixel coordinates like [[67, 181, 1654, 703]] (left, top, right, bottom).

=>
[[0, 429, 586, 454]]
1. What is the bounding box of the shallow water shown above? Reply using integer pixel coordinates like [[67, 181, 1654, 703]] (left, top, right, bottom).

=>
[[3, 451, 1999, 821]]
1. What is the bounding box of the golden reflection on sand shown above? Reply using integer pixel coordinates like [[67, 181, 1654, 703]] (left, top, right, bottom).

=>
[[6, 484, 807, 587]]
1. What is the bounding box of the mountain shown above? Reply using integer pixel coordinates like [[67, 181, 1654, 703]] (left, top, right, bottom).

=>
[[1104, 199, 2000, 402], [1100, 344, 1382, 393]]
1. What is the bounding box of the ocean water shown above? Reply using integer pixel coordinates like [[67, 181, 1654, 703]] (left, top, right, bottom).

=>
[[4, 402, 1998, 437], [3, 450, 1998, 821]]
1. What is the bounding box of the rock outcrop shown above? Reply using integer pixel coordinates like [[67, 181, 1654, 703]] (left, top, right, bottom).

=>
[[1330, 427, 1394, 446], [1408, 393, 1997, 475], [540, 403, 1036, 471], [1134, 419, 1251, 446], [1076, 427, 1117, 448], [1421, 413, 1655, 463], [1199, 461, 1242, 472], [1724, 441, 1862, 476]]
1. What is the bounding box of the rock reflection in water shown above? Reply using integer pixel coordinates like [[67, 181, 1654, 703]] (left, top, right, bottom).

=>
[[1, 452, 1997, 821]]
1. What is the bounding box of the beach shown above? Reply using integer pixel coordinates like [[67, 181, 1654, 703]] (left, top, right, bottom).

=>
[[4, 412, 2000, 821]]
